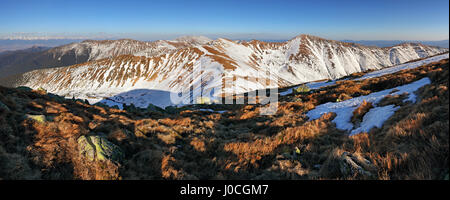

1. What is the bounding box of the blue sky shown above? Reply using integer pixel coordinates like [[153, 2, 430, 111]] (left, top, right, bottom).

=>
[[0, 0, 448, 41]]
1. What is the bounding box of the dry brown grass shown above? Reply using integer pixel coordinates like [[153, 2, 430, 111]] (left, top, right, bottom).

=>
[[351, 100, 373, 125], [0, 57, 448, 180], [190, 137, 206, 152]]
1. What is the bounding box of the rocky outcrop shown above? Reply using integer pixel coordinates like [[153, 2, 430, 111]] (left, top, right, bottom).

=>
[[25, 114, 46, 123], [77, 135, 124, 163], [339, 151, 375, 177]]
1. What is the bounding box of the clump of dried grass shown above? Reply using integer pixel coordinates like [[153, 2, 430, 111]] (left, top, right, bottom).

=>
[[351, 100, 373, 125]]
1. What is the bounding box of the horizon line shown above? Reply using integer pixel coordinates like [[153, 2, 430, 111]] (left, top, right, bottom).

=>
[[1, 36, 449, 42], [1, 32, 449, 42]]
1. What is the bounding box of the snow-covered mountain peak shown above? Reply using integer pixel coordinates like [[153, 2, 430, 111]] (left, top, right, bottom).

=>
[[11, 34, 448, 109]]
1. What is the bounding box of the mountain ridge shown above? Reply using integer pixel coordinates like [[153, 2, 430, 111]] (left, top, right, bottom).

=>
[[0, 37, 209, 78], [6, 34, 448, 107]]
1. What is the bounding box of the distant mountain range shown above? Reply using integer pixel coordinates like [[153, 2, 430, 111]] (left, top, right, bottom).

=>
[[342, 39, 449, 48], [1, 34, 447, 108], [0, 37, 215, 78], [0, 39, 83, 53], [2, 38, 448, 53]]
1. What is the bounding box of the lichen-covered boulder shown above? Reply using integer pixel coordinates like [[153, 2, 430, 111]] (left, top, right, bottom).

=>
[[25, 114, 46, 123], [293, 84, 311, 94], [36, 87, 47, 94], [78, 135, 124, 163]]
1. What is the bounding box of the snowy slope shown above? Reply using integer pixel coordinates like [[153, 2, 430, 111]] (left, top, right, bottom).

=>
[[280, 53, 449, 96], [13, 34, 448, 108], [307, 78, 431, 135], [47, 38, 209, 62]]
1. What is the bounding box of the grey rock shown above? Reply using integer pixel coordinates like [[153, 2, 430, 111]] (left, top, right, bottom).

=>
[[339, 151, 374, 177], [77, 135, 124, 163]]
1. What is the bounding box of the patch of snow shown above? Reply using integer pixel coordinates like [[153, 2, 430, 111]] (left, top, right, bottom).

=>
[[198, 108, 216, 112], [192, 108, 228, 113], [99, 89, 178, 109], [306, 78, 431, 134], [279, 89, 293, 96], [350, 105, 399, 136], [307, 80, 336, 90], [286, 37, 301, 60]]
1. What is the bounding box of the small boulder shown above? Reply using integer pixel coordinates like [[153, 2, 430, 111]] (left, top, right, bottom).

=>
[[77, 135, 124, 163], [295, 147, 301, 155], [25, 114, 46, 123], [36, 87, 47, 94], [293, 84, 311, 94]]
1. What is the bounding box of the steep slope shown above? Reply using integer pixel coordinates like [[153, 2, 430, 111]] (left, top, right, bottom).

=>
[[11, 35, 449, 107], [47, 38, 187, 61], [0, 38, 204, 78]]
